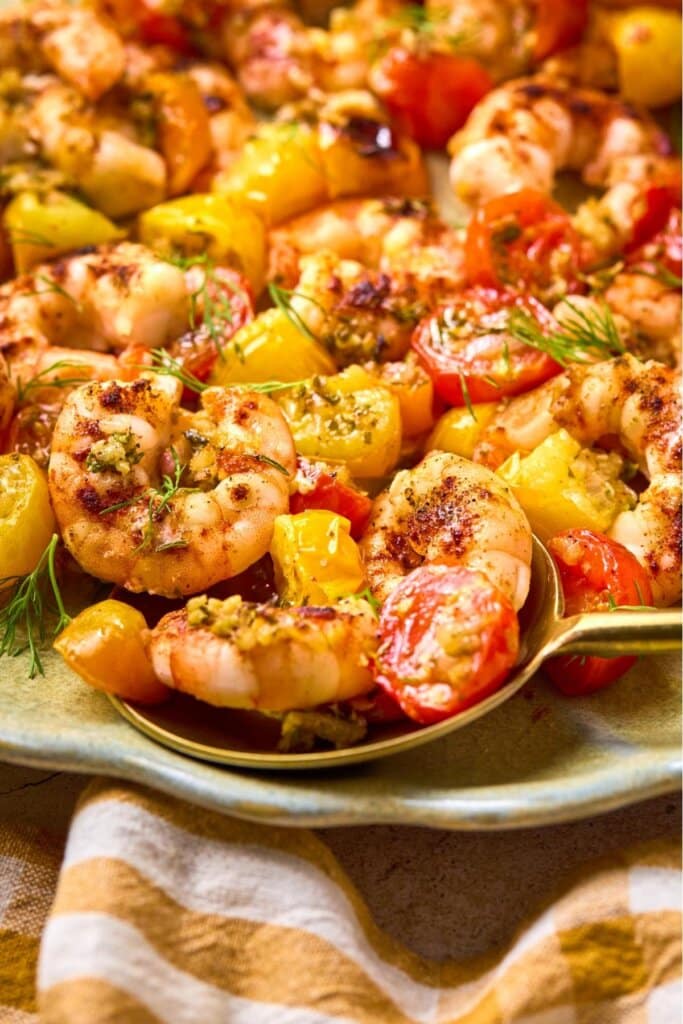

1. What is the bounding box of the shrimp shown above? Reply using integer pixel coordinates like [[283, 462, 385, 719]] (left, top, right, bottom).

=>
[[269, 197, 465, 297], [48, 375, 296, 597], [360, 450, 533, 610], [28, 78, 166, 218], [0, 0, 125, 101], [448, 76, 671, 207], [146, 595, 377, 711], [604, 272, 681, 366], [0, 243, 189, 371], [288, 251, 427, 366], [473, 355, 682, 605]]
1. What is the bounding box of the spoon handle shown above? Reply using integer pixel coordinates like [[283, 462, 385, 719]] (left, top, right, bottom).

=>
[[551, 610, 682, 657]]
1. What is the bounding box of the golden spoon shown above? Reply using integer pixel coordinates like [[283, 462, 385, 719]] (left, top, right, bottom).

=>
[[110, 535, 682, 770]]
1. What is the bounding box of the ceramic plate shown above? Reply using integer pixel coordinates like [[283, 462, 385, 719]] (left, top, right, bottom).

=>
[[0, 646, 679, 829]]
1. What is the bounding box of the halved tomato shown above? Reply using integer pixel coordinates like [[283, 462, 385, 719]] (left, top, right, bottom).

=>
[[375, 563, 519, 724], [544, 529, 654, 696], [289, 457, 372, 540], [412, 287, 561, 406], [369, 47, 493, 150], [464, 189, 583, 300]]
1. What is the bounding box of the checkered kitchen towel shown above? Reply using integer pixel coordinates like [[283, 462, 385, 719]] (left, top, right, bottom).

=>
[[1, 778, 680, 1023]]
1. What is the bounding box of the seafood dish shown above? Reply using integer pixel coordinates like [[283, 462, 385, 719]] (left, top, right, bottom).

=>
[[0, 0, 680, 755]]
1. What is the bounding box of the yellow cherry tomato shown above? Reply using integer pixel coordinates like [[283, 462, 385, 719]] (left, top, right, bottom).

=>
[[54, 600, 169, 704], [373, 359, 435, 438], [275, 364, 402, 478], [214, 122, 328, 225], [606, 7, 682, 106], [270, 510, 366, 606], [145, 71, 212, 196], [138, 193, 267, 294], [426, 403, 497, 460], [497, 430, 636, 541], [0, 454, 56, 578], [4, 190, 123, 274], [210, 308, 336, 386]]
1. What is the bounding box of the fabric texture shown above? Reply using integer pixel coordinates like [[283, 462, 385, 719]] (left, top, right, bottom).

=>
[[0, 778, 680, 1024]]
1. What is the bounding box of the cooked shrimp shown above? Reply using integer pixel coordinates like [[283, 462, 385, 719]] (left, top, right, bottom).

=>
[[473, 355, 682, 605], [28, 79, 166, 218], [289, 251, 426, 366], [0, 0, 125, 101], [360, 450, 533, 610], [604, 272, 681, 366], [48, 375, 296, 596], [0, 243, 189, 368], [269, 197, 465, 297], [448, 76, 671, 206], [146, 595, 377, 711]]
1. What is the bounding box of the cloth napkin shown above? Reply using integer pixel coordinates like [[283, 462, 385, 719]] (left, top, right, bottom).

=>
[[1, 778, 680, 1024]]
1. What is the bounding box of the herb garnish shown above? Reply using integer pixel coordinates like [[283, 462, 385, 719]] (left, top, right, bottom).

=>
[[15, 359, 93, 403], [0, 534, 71, 678], [267, 282, 320, 342], [508, 301, 625, 366], [165, 252, 246, 356]]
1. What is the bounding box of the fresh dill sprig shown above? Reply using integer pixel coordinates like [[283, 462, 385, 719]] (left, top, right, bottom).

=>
[[0, 534, 71, 678], [245, 379, 308, 394], [254, 453, 290, 475], [508, 301, 625, 367], [606, 581, 652, 613], [165, 252, 247, 357], [143, 349, 208, 394], [15, 359, 93, 404], [267, 282, 320, 342], [99, 448, 196, 553]]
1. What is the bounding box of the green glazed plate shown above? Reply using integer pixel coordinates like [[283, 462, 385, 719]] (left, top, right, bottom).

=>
[[0, 647, 679, 829]]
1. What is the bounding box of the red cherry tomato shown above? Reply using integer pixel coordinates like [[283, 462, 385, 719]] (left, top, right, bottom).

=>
[[534, 0, 589, 61], [348, 687, 407, 724], [627, 203, 682, 284], [465, 188, 584, 298], [289, 457, 372, 540], [544, 529, 654, 696], [138, 10, 197, 54], [370, 47, 493, 150], [375, 564, 519, 724], [412, 287, 561, 406]]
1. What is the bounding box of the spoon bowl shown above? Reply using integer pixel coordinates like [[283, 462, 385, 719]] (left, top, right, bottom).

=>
[[110, 536, 682, 770]]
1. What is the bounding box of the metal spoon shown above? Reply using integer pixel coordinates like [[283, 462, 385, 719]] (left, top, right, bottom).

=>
[[110, 536, 682, 770]]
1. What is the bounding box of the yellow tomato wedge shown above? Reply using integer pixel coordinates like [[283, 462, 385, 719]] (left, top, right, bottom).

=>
[[4, 190, 123, 274], [605, 7, 682, 106], [275, 365, 402, 478], [426, 404, 497, 460], [497, 430, 636, 541], [145, 71, 212, 196], [210, 308, 335, 385], [54, 600, 169, 704], [138, 193, 267, 294], [0, 454, 56, 578], [270, 511, 366, 606], [373, 359, 435, 438]]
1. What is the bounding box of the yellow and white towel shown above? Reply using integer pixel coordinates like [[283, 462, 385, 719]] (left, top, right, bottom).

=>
[[1, 778, 681, 1023]]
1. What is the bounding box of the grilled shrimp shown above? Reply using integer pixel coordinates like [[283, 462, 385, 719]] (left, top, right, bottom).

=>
[[448, 76, 671, 207], [147, 595, 377, 711], [269, 197, 465, 297], [0, 243, 190, 368], [0, 353, 15, 434], [0, 0, 125, 101], [289, 251, 426, 367], [604, 272, 681, 366], [474, 355, 681, 605], [28, 78, 167, 218], [361, 450, 532, 610], [48, 375, 296, 596]]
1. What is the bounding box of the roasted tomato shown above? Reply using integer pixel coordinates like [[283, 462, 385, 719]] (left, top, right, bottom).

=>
[[464, 188, 583, 299], [412, 287, 560, 406], [534, 0, 589, 61], [369, 47, 493, 150], [375, 564, 519, 724], [544, 529, 654, 696], [290, 457, 372, 540], [626, 191, 682, 278]]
